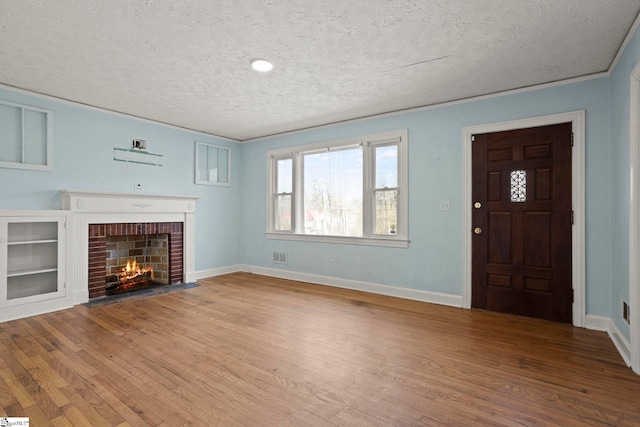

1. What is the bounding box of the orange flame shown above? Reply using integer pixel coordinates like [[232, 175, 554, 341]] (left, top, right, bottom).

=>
[[119, 260, 154, 282]]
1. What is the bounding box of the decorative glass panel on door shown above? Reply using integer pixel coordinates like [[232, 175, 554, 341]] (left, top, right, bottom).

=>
[[510, 170, 527, 202]]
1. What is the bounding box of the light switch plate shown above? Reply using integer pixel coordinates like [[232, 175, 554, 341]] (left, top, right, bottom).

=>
[[439, 200, 451, 211]]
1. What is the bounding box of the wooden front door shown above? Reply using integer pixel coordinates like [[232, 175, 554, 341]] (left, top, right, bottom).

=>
[[471, 123, 573, 323]]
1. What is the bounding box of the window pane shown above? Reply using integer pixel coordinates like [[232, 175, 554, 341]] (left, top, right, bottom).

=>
[[304, 147, 363, 237], [207, 146, 219, 182], [375, 145, 397, 188], [277, 158, 292, 193], [275, 194, 292, 231], [23, 110, 47, 165], [0, 104, 22, 163], [197, 144, 208, 181], [375, 189, 398, 235], [218, 147, 229, 183]]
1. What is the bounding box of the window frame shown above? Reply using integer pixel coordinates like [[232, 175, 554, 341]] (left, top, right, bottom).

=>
[[194, 141, 231, 186], [266, 130, 409, 248], [272, 154, 295, 232], [0, 100, 53, 171]]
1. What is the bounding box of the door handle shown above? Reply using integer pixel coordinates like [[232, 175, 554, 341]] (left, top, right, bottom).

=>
[[474, 201, 482, 209], [474, 227, 482, 235]]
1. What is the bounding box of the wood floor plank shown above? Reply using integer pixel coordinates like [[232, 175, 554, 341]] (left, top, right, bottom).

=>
[[0, 363, 36, 409], [50, 415, 75, 427], [1, 272, 640, 426], [87, 383, 152, 427]]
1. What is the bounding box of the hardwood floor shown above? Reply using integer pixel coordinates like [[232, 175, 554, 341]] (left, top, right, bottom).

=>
[[1, 272, 639, 426]]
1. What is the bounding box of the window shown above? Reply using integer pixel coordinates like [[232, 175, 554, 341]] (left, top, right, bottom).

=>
[[267, 130, 408, 247], [274, 157, 293, 231], [0, 100, 53, 171], [195, 141, 230, 186]]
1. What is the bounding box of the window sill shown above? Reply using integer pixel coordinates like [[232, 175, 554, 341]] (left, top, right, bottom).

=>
[[265, 232, 409, 248], [0, 160, 52, 172]]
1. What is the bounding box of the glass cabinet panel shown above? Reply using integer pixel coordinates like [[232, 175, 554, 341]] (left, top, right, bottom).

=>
[[8, 221, 57, 242]]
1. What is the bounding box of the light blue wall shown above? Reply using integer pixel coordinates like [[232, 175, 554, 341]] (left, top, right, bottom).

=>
[[4, 32, 637, 325], [241, 77, 613, 316], [610, 26, 640, 339], [0, 87, 243, 271]]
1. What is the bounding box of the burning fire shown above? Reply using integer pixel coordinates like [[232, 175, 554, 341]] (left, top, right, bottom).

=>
[[119, 260, 154, 283]]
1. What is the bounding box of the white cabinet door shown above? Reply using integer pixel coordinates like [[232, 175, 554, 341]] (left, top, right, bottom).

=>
[[0, 217, 66, 307]]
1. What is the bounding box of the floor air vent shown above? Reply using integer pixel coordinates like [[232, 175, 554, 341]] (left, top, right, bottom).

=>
[[272, 251, 288, 264]]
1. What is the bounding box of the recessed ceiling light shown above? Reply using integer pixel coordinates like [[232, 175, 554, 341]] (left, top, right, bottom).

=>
[[251, 59, 273, 72]]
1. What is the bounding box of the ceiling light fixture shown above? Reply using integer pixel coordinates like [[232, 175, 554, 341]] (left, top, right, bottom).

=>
[[251, 59, 273, 72]]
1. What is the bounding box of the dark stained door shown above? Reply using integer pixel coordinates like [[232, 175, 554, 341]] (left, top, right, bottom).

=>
[[472, 123, 573, 323]]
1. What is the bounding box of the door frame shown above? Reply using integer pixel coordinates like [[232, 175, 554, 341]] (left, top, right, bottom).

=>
[[462, 111, 586, 327], [630, 62, 640, 373]]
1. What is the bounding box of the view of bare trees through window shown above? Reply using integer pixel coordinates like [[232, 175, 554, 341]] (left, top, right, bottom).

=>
[[270, 131, 404, 240], [374, 145, 398, 235], [275, 158, 292, 231], [303, 147, 363, 236]]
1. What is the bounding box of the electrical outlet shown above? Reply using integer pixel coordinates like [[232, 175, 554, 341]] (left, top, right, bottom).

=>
[[329, 259, 335, 268], [134, 184, 143, 192]]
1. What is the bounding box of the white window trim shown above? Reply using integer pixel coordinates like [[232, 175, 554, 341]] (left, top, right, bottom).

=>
[[0, 99, 53, 171], [266, 129, 409, 248]]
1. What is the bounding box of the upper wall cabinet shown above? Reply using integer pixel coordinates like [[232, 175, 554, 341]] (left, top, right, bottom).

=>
[[195, 141, 230, 186], [0, 100, 53, 171]]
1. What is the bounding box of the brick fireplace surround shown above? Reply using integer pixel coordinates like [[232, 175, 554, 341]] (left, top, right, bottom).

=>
[[88, 222, 183, 299], [61, 190, 198, 304]]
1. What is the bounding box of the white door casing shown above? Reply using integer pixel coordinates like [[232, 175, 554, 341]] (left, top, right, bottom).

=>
[[629, 62, 640, 373], [462, 111, 586, 327]]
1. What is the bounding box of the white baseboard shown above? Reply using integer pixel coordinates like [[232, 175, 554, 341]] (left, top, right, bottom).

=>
[[586, 314, 631, 367], [584, 314, 610, 332], [73, 289, 89, 305], [191, 264, 245, 281], [0, 298, 73, 323], [237, 264, 463, 307]]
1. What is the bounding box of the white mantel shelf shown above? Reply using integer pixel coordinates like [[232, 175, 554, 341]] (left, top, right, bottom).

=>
[[61, 190, 198, 213]]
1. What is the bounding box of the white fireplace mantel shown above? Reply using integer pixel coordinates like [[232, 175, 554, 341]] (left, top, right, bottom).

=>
[[61, 190, 199, 304], [61, 190, 197, 214]]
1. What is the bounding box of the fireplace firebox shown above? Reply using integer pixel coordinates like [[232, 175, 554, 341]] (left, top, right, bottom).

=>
[[88, 222, 183, 299], [104, 232, 169, 295]]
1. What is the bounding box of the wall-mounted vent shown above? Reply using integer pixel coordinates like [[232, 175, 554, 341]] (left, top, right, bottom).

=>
[[272, 251, 288, 264], [623, 300, 630, 325]]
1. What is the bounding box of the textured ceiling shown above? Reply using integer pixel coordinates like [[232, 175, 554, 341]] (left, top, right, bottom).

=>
[[1, 0, 639, 141]]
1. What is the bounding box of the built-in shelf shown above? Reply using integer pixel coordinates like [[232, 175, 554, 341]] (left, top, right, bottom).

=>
[[7, 267, 58, 278], [1, 217, 67, 314], [8, 239, 58, 245]]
